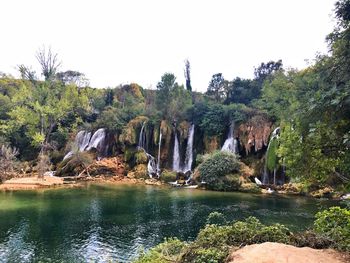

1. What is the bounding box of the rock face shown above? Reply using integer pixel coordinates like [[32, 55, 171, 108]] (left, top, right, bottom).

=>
[[238, 115, 273, 154], [204, 135, 220, 153], [227, 242, 348, 263], [119, 116, 149, 146], [89, 156, 125, 176]]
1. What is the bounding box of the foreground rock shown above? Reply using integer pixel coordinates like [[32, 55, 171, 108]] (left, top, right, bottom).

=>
[[227, 242, 349, 263]]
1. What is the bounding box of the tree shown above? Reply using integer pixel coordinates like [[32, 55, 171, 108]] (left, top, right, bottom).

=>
[[17, 64, 37, 83], [206, 73, 226, 102], [56, 70, 89, 87], [254, 60, 283, 82], [156, 73, 177, 118], [36, 46, 61, 81], [184, 59, 192, 91]]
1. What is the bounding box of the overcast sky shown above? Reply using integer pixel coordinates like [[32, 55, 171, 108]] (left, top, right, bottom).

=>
[[0, 0, 337, 92]]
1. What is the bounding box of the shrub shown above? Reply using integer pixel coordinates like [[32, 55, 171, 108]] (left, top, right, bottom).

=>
[[290, 231, 333, 249], [182, 247, 228, 263], [134, 238, 186, 263], [161, 170, 177, 183], [198, 151, 240, 190], [314, 206, 350, 251], [0, 144, 19, 181], [135, 150, 148, 165], [206, 212, 227, 226]]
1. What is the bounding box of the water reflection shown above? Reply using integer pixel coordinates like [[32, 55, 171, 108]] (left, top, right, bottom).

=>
[[0, 184, 338, 262]]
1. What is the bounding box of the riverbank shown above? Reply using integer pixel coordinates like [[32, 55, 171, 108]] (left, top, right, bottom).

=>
[[0, 174, 164, 191]]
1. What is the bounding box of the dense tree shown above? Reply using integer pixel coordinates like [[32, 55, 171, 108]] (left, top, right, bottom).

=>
[[206, 73, 226, 102], [56, 70, 89, 87]]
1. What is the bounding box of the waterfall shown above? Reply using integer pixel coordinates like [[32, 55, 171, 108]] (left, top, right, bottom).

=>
[[183, 124, 194, 173], [146, 153, 157, 178], [63, 130, 92, 160], [156, 132, 162, 177], [138, 122, 147, 151], [86, 128, 106, 152], [172, 132, 181, 172], [221, 122, 238, 154], [262, 127, 280, 185]]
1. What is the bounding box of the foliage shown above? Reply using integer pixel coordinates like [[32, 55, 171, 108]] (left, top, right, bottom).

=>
[[161, 170, 177, 183], [134, 238, 187, 263], [206, 212, 227, 226], [197, 151, 240, 190], [198, 104, 226, 137], [314, 206, 350, 251], [206, 73, 226, 102], [0, 144, 19, 181], [135, 207, 349, 263]]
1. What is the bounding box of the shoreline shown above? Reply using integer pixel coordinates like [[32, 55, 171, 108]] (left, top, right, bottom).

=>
[[0, 175, 349, 201]]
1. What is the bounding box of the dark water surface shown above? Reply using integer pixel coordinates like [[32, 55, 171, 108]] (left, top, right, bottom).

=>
[[0, 184, 337, 262]]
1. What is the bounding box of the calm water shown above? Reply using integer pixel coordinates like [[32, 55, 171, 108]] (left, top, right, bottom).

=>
[[0, 184, 337, 262]]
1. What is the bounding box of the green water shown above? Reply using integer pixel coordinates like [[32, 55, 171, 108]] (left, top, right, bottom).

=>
[[0, 184, 337, 262]]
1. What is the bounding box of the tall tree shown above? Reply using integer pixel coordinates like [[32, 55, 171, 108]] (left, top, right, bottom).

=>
[[184, 59, 192, 91], [254, 60, 283, 82], [206, 73, 226, 102]]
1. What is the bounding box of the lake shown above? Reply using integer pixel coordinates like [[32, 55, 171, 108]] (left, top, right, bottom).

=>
[[0, 184, 337, 262]]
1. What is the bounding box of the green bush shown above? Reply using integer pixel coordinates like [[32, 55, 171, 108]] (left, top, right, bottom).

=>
[[198, 151, 240, 190], [314, 206, 350, 251], [206, 212, 227, 226], [161, 170, 177, 183], [135, 150, 148, 165], [134, 238, 186, 263], [182, 247, 228, 263]]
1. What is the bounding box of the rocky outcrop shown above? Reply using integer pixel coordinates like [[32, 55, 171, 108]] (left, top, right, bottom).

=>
[[238, 115, 273, 154], [227, 242, 348, 263], [89, 156, 125, 176], [204, 135, 220, 153], [119, 116, 149, 146], [159, 120, 173, 166], [127, 164, 148, 179]]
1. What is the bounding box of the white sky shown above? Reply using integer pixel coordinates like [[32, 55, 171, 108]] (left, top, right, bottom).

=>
[[0, 0, 336, 92]]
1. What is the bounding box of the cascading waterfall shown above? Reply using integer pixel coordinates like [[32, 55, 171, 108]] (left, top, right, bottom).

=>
[[262, 127, 280, 185], [63, 130, 92, 160], [138, 122, 147, 151], [63, 129, 106, 160], [146, 153, 157, 178], [156, 132, 162, 177], [86, 128, 106, 152], [221, 122, 238, 154], [172, 132, 181, 172], [183, 124, 194, 173], [136, 123, 157, 178]]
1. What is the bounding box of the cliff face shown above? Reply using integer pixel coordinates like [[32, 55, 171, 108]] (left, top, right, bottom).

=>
[[113, 114, 273, 170], [237, 115, 273, 154]]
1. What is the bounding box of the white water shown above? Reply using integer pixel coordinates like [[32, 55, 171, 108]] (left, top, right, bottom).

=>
[[183, 124, 194, 173], [63, 130, 92, 160], [221, 122, 238, 154], [156, 132, 162, 177], [172, 133, 181, 172], [86, 128, 106, 152], [138, 122, 147, 151], [146, 153, 157, 178], [262, 127, 280, 185]]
